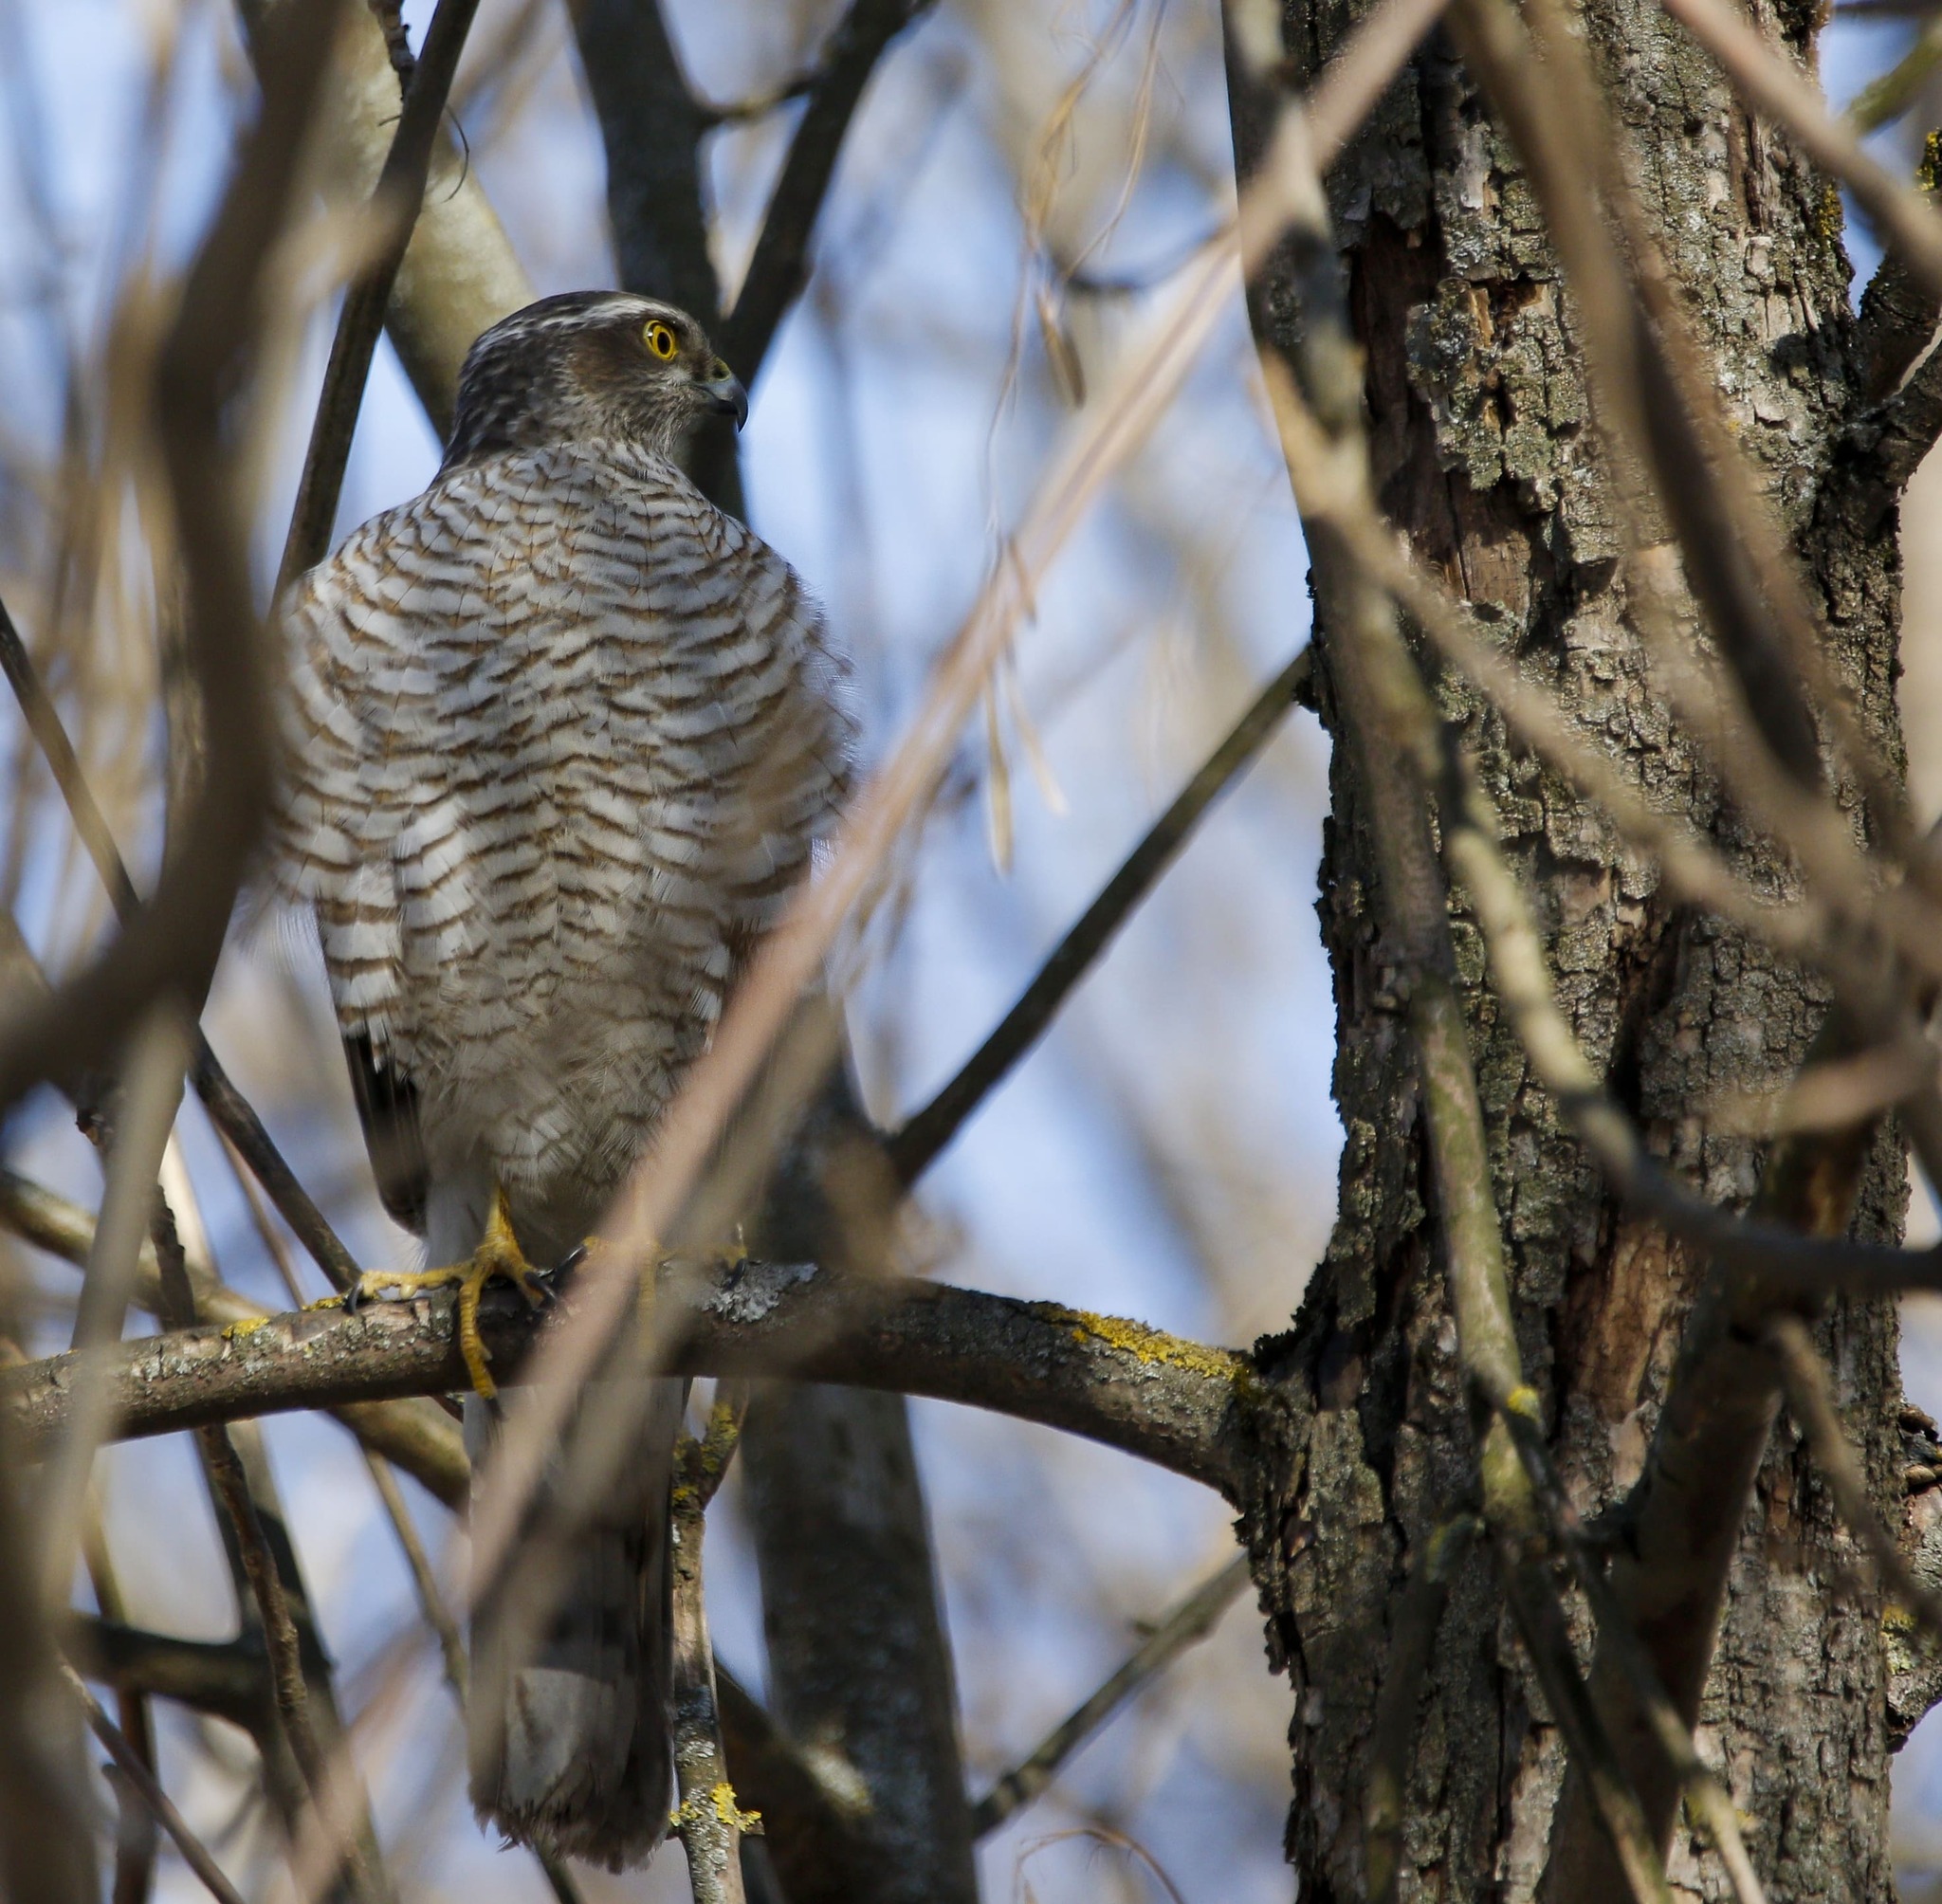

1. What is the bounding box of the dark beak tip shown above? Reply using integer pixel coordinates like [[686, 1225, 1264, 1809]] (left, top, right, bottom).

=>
[[706, 375, 749, 430]]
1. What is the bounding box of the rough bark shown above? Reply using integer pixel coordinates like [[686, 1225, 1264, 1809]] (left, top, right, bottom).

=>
[[1225, 3, 1917, 1897]]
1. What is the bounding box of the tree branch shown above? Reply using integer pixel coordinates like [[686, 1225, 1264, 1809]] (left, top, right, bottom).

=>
[[0, 1164, 467, 1508], [0, 1262, 1262, 1498], [0, 582, 365, 1300], [670, 1399, 756, 1904], [0, 0, 337, 1111], [276, 0, 484, 595], [969, 1552, 1251, 1835], [722, 0, 937, 385], [235, 0, 534, 438], [887, 646, 1310, 1184], [569, 0, 721, 323], [61, 1662, 247, 1904]]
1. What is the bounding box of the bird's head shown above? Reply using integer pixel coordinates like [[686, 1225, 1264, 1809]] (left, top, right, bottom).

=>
[[442, 291, 748, 470]]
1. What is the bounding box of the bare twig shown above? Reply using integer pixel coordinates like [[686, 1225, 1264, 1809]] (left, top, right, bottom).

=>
[[61, 1661, 248, 1904], [723, 0, 938, 382], [0, 1165, 467, 1505], [0, 0, 337, 1108], [192, 1053, 361, 1293], [971, 1553, 1250, 1835], [670, 1401, 756, 1904], [36, 1004, 192, 1606], [81, 1497, 158, 1904], [361, 1452, 466, 1695], [888, 648, 1310, 1182], [276, 0, 485, 595]]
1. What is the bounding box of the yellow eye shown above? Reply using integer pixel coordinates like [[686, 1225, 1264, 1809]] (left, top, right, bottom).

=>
[[644, 320, 678, 360]]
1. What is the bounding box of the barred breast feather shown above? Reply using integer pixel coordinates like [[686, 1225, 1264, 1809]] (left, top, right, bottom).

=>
[[273, 438, 854, 1255]]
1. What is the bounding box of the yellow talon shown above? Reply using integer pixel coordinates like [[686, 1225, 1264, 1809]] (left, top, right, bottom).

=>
[[348, 1187, 549, 1400]]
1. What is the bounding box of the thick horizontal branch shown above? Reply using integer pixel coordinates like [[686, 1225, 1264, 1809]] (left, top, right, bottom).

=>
[[1, 1262, 1262, 1499]]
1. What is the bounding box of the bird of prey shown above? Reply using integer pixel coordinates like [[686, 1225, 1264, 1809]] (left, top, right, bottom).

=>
[[272, 291, 855, 1866]]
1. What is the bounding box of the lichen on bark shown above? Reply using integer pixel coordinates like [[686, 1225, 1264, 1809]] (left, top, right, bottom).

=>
[[1225, 0, 1922, 1893]]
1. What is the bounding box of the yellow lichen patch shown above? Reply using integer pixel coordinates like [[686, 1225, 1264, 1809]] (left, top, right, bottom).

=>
[[221, 1316, 270, 1341], [671, 1783, 762, 1835], [1816, 180, 1844, 246], [1040, 1303, 1250, 1386]]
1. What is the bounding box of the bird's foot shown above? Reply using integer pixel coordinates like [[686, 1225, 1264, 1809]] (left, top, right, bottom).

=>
[[348, 1188, 549, 1399]]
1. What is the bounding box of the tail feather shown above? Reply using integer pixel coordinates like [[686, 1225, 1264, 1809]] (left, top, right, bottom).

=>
[[466, 1379, 684, 1870]]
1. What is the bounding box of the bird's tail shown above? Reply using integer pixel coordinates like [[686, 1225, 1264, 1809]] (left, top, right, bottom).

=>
[[465, 1377, 685, 1871]]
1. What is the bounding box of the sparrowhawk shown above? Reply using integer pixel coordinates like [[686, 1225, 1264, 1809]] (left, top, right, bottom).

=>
[[272, 290, 854, 1866]]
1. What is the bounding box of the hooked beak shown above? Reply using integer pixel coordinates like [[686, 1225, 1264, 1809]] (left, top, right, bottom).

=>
[[702, 361, 748, 430]]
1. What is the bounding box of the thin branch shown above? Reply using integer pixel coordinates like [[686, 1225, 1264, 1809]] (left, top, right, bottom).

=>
[[670, 1404, 756, 1904], [1, 469, 360, 1304], [0, 1263, 1262, 1498], [888, 648, 1310, 1183], [68, 1619, 267, 1732], [36, 1007, 192, 1606], [0, 591, 137, 913], [0, 1164, 467, 1507], [970, 1552, 1250, 1836], [147, 1190, 393, 1904], [723, 0, 937, 383], [192, 1053, 360, 1293], [81, 1498, 159, 1904], [696, 73, 818, 130], [1768, 1314, 1942, 1637], [275, 0, 485, 595], [61, 1662, 247, 1904], [1850, 20, 1942, 132], [360, 1452, 466, 1695], [0, 0, 337, 1109]]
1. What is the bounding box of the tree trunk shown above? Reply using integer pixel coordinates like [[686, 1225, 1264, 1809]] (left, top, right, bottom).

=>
[[1225, 2, 1918, 1895]]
